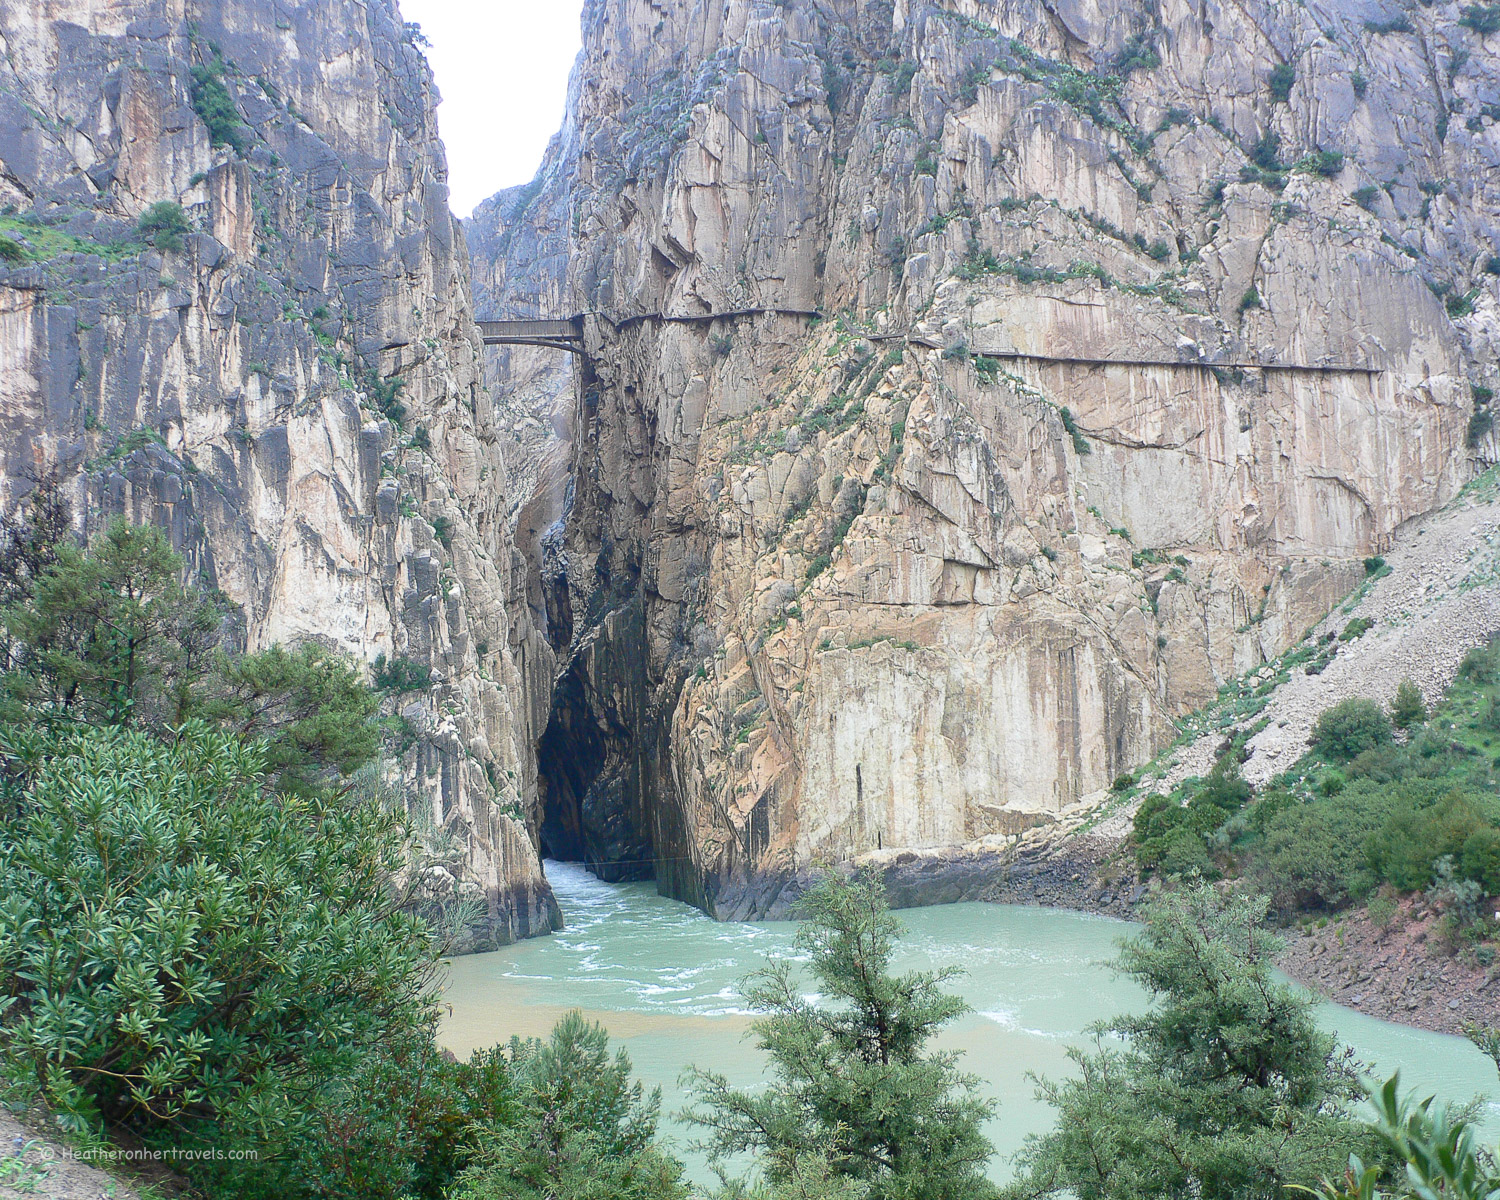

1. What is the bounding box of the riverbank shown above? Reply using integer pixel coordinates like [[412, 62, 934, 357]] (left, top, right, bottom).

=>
[[974, 829, 1500, 1038], [1277, 897, 1500, 1036]]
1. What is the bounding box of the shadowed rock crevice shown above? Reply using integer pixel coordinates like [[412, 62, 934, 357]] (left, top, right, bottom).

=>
[[536, 597, 658, 883]]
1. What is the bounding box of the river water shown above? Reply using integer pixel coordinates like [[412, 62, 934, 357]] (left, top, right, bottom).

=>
[[438, 861, 1500, 1185]]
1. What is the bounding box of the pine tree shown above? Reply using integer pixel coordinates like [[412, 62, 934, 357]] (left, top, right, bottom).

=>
[[687, 874, 996, 1200], [1005, 883, 1377, 1200], [452, 1011, 688, 1200], [0, 516, 378, 788]]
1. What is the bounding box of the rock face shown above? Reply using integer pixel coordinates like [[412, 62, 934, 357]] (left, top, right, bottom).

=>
[[0, 0, 558, 946], [470, 0, 1496, 920]]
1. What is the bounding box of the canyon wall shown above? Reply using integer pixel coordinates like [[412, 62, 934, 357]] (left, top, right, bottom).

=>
[[0, 0, 558, 945], [471, 0, 1498, 918]]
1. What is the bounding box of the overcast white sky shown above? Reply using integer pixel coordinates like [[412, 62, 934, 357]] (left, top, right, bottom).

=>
[[400, 0, 586, 217]]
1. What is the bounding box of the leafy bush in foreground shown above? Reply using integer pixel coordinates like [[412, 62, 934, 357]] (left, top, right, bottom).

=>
[[0, 721, 441, 1193]]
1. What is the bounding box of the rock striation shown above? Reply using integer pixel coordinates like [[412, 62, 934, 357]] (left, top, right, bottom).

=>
[[0, 0, 558, 946], [470, 0, 1498, 920]]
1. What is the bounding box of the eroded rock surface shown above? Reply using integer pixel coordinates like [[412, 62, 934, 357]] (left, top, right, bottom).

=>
[[0, 0, 558, 946], [471, 0, 1496, 919]]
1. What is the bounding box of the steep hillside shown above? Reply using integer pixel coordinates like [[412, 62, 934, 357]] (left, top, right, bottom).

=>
[[0, 0, 557, 945], [471, 0, 1498, 919]]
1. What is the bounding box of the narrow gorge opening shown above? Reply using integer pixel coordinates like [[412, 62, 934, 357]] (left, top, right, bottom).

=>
[[535, 666, 597, 865], [534, 639, 658, 886]]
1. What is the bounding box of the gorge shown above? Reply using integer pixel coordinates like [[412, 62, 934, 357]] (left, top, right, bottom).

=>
[[3, 0, 1500, 1196], [0, 0, 1496, 948], [468, 0, 1497, 927]]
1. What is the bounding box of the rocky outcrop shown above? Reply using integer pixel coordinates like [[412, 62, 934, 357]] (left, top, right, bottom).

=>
[[479, 0, 1495, 919], [0, 0, 559, 946]]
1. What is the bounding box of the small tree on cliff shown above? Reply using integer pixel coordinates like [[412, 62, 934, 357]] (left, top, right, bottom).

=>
[[1004, 883, 1376, 1200], [686, 874, 997, 1200]]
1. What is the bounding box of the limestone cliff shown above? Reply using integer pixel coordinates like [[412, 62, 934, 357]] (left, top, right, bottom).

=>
[[470, 0, 1497, 920], [0, 0, 558, 945]]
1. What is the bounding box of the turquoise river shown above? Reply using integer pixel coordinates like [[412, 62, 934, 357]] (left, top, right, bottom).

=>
[[439, 861, 1500, 1186]]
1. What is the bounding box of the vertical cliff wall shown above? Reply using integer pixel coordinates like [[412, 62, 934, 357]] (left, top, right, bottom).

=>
[[470, 0, 1497, 920], [0, 0, 558, 945]]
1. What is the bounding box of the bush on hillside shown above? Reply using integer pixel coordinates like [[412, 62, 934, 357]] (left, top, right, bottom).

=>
[[1131, 760, 1251, 877], [1365, 784, 1500, 893], [1311, 697, 1392, 761], [1390, 679, 1427, 730], [1252, 784, 1391, 911], [190, 56, 248, 153], [136, 200, 191, 252]]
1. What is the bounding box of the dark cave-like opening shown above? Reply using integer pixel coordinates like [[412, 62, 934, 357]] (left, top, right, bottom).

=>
[[536, 666, 597, 864], [535, 639, 658, 884]]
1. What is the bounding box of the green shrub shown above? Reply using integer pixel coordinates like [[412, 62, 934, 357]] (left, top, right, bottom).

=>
[[453, 1013, 687, 1200], [431, 515, 453, 549], [0, 518, 378, 790], [190, 56, 248, 153], [0, 722, 434, 1159], [366, 369, 407, 426], [1352, 70, 1368, 100], [685, 874, 996, 1199], [1116, 30, 1161, 74], [1352, 185, 1381, 211], [1301, 150, 1345, 177], [1460, 3, 1500, 33], [1255, 793, 1381, 910], [1366, 890, 1398, 929], [1448, 289, 1478, 319], [1158, 825, 1215, 877], [1251, 132, 1283, 170], [372, 653, 432, 693], [1058, 406, 1090, 454], [1391, 679, 1427, 730], [1461, 825, 1500, 895], [1459, 642, 1500, 684], [1364, 16, 1413, 33], [136, 200, 191, 252], [1366, 784, 1498, 892], [1010, 886, 1372, 1199], [0, 235, 24, 262], [1239, 286, 1263, 312], [1341, 616, 1374, 640], [1269, 62, 1296, 103], [1311, 697, 1392, 760]]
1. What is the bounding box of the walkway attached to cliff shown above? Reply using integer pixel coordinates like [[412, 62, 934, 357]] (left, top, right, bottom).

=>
[[477, 312, 1382, 376]]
